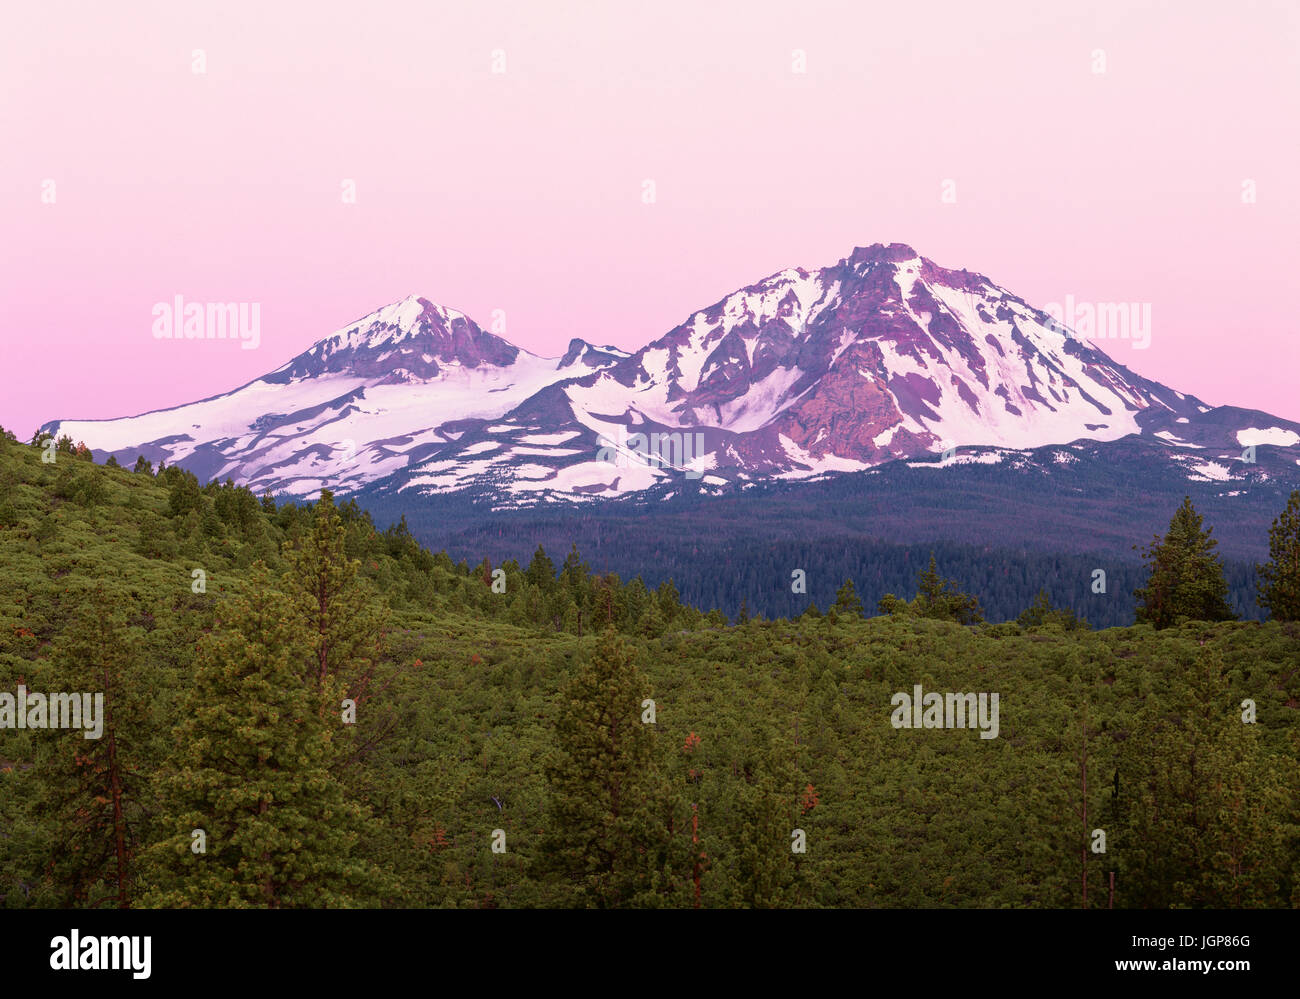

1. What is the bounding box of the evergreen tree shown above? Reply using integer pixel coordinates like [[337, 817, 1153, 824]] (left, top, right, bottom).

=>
[[916, 554, 945, 607], [638, 601, 665, 639], [833, 579, 863, 617], [877, 592, 906, 616], [1017, 589, 1087, 631], [594, 574, 623, 629], [526, 545, 556, 588], [732, 732, 799, 907], [281, 491, 387, 704], [1134, 497, 1235, 628], [1116, 651, 1292, 907], [140, 568, 377, 907], [908, 554, 984, 624], [32, 588, 144, 908], [1257, 489, 1300, 622], [167, 473, 202, 517], [538, 630, 684, 907], [656, 578, 682, 620], [560, 544, 588, 590]]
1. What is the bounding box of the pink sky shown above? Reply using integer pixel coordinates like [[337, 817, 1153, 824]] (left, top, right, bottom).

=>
[[2, 0, 1297, 440]]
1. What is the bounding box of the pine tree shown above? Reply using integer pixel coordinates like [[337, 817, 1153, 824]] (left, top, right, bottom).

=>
[[140, 567, 378, 908], [1257, 489, 1300, 622], [594, 574, 622, 630], [833, 579, 863, 617], [281, 491, 387, 705], [538, 629, 684, 907], [1017, 589, 1086, 630], [911, 553, 984, 624], [167, 473, 202, 517], [1116, 650, 1292, 907], [639, 601, 665, 639], [32, 587, 144, 908], [733, 731, 799, 907], [560, 544, 588, 590], [1134, 497, 1235, 628], [916, 554, 945, 607], [877, 592, 906, 616], [656, 578, 682, 620], [526, 545, 556, 588]]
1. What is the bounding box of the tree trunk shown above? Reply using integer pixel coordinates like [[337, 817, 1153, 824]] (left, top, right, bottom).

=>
[[103, 666, 129, 909]]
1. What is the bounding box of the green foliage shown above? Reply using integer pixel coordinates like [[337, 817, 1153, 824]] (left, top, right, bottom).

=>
[[1116, 651, 1296, 907], [1257, 489, 1300, 622], [30, 588, 147, 907], [0, 441, 1296, 909], [877, 554, 984, 625], [914, 553, 984, 624], [538, 630, 686, 907], [525, 545, 555, 588], [281, 490, 387, 702], [140, 567, 379, 907], [167, 472, 202, 517], [833, 579, 863, 617], [731, 731, 800, 908], [1135, 497, 1236, 628], [1017, 589, 1088, 631]]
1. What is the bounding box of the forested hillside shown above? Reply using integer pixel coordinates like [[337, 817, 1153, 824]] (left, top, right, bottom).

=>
[[355, 438, 1293, 627], [1, 434, 1298, 908]]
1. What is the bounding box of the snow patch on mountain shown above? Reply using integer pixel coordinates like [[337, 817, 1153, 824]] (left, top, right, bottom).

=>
[[1238, 427, 1300, 447]]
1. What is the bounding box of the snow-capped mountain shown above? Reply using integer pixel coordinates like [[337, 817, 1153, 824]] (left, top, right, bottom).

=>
[[42, 295, 628, 497], [377, 243, 1300, 502], [42, 243, 1300, 502]]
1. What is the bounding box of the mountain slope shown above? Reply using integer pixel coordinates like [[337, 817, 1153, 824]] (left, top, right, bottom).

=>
[[41, 296, 627, 497], [41, 243, 1300, 502], [378, 243, 1298, 503]]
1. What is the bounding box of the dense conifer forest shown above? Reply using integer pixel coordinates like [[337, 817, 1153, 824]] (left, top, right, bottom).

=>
[[354, 442, 1288, 627], [1, 431, 1298, 908]]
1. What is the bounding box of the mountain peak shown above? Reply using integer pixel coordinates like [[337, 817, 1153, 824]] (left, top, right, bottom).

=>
[[266, 294, 517, 384], [359, 294, 467, 337], [45, 240, 1284, 505], [848, 242, 921, 265]]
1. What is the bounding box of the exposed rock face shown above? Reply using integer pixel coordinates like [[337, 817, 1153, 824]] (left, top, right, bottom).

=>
[[42, 243, 1300, 504]]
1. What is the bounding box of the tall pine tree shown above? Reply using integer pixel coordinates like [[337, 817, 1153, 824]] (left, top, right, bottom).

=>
[[281, 490, 387, 706], [141, 567, 379, 908], [1134, 497, 1235, 628], [33, 587, 144, 908], [538, 629, 686, 907], [1257, 489, 1300, 622]]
